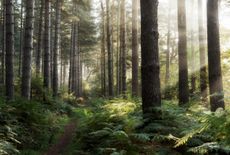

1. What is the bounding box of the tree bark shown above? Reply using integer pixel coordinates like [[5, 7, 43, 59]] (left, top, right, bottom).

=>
[[116, 0, 120, 95], [0, 0, 5, 89], [36, 0, 44, 76], [100, 0, 106, 97], [43, 0, 51, 89], [190, 0, 196, 95], [106, 0, 114, 97], [21, 0, 34, 99], [68, 24, 74, 94], [178, 0, 189, 105], [165, 0, 171, 86], [18, 0, 24, 77], [120, 0, 126, 96], [207, 0, 225, 111], [140, 0, 161, 115], [5, 0, 14, 100], [52, 0, 61, 97], [132, 0, 138, 97], [198, 0, 208, 101]]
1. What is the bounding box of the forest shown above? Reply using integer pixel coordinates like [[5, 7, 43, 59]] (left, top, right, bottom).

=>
[[1, 0, 230, 154]]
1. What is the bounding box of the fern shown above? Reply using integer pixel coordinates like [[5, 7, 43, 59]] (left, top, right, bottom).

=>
[[174, 123, 209, 148], [130, 133, 150, 143]]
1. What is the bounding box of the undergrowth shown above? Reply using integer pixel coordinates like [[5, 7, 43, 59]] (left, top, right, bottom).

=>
[[0, 97, 75, 155], [1, 89, 230, 155], [70, 98, 230, 155]]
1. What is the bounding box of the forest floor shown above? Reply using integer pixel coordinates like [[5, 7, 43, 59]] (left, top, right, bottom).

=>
[[44, 119, 78, 155], [1, 96, 230, 155]]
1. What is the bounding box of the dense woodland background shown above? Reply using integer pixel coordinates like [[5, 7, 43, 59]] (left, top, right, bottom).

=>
[[1, 0, 230, 154]]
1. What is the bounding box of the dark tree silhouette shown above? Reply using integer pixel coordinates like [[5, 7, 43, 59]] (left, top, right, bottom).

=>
[[207, 0, 225, 111], [140, 0, 161, 115]]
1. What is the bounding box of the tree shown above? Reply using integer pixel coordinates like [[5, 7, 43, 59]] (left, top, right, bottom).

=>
[[52, 0, 61, 97], [0, 0, 6, 90], [21, 0, 34, 99], [207, 0, 225, 111], [120, 0, 126, 96], [5, 0, 14, 100], [116, 0, 120, 95], [178, 0, 189, 105], [35, 0, 44, 76], [132, 0, 138, 97], [190, 0, 196, 94], [43, 0, 51, 89], [100, 0, 106, 96], [198, 0, 207, 101], [106, 0, 114, 97], [18, 0, 24, 77], [165, 0, 171, 85], [140, 0, 161, 115]]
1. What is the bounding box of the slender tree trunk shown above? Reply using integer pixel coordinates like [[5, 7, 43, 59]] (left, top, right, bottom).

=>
[[106, 0, 114, 97], [198, 0, 207, 101], [76, 23, 80, 97], [72, 23, 77, 94], [132, 0, 138, 97], [190, 0, 196, 95], [0, 0, 5, 89], [18, 0, 24, 77], [207, 0, 225, 111], [79, 52, 83, 96], [43, 0, 51, 89], [52, 0, 61, 97], [68, 24, 74, 93], [120, 0, 126, 96], [5, 0, 14, 100], [140, 0, 161, 115], [165, 0, 171, 85], [116, 0, 120, 95], [36, 0, 44, 76], [21, 0, 34, 99], [178, 0, 189, 105], [63, 60, 66, 86], [100, 1, 106, 96]]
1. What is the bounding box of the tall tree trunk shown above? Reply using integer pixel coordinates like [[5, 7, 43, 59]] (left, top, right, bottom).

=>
[[165, 0, 171, 85], [36, 0, 44, 76], [140, 0, 161, 115], [198, 0, 207, 101], [5, 0, 14, 100], [71, 20, 79, 96], [68, 24, 74, 93], [43, 0, 51, 89], [116, 0, 120, 95], [0, 0, 5, 90], [18, 0, 24, 77], [72, 23, 77, 94], [52, 0, 61, 97], [207, 0, 224, 111], [120, 0, 126, 96], [178, 0, 189, 105], [100, 1, 106, 96], [106, 0, 114, 97], [132, 0, 138, 97], [190, 0, 196, 95], [76, 23, 80, 97], [21, 0, 34, 99], [63, 60, 66, 86], [79, 52, 83, 96]]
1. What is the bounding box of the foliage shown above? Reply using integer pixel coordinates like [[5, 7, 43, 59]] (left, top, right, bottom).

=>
[[174, 107, 230, 154], [0, 96, 75, 154]]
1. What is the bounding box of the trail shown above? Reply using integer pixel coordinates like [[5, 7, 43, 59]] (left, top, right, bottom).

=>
[[44, 119, 78, 155]]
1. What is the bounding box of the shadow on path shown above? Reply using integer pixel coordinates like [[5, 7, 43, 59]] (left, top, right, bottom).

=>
[[44, 119, 78, 155]]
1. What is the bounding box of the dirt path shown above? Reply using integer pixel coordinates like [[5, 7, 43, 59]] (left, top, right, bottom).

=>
[[44, 119, 78, 155]]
